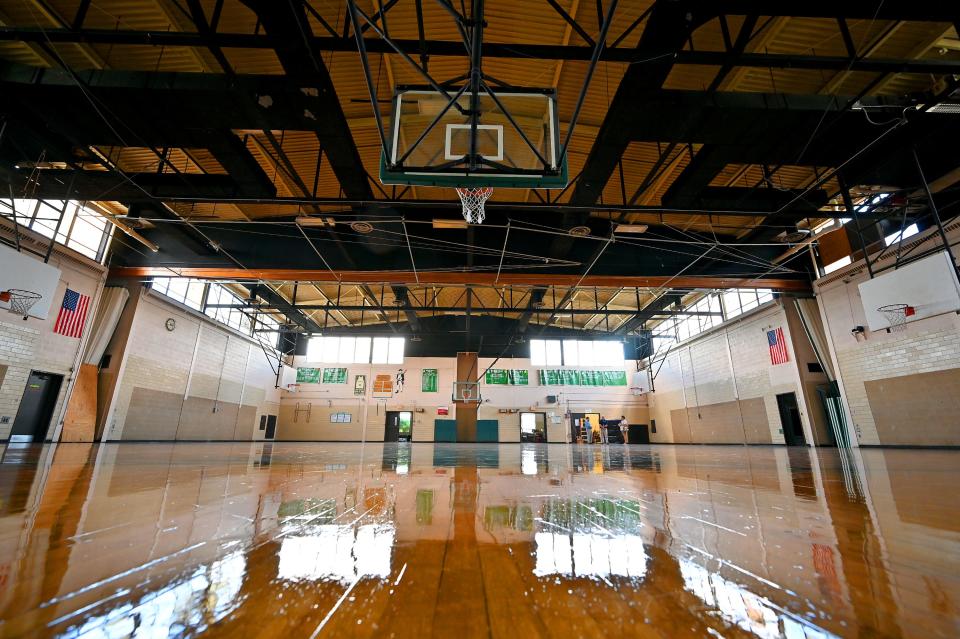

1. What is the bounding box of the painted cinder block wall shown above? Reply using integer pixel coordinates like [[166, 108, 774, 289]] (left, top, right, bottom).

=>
[[814, 221, 960, 446], [275, 356, 650, 442], [104, 289, 281, 441], [646, 301, 828, 446], [0, 223, 106, 441]]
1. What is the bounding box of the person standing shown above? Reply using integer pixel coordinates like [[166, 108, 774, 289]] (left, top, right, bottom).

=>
[[599, 417, 609, 444], [583, 416, 592, 444], [620, 415, 629, 444]]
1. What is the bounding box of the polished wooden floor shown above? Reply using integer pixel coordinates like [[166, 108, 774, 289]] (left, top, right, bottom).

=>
[[0, 442, 957, 638]]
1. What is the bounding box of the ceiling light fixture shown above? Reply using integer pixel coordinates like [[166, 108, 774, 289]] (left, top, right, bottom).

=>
[[614, 224, 649, 234], [295, 216, 336, 227], [432, 218, 469, 229], [350, 221, 374, 234], [568, 225, 591, 236]]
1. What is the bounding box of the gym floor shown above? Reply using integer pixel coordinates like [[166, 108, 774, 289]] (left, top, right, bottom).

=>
[[0, 442, 956, 638]]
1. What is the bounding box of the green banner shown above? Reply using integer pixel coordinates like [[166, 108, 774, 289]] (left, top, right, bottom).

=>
[[602, 370, 628, 386], [322, 367, 348, 384], [538, 369, 627, 386], [508, 370, 529, 385], [422, 368, 438, 392], [485, 369, 508, 384], [485, 369, 529, 385], [296, 367, 320, 383]]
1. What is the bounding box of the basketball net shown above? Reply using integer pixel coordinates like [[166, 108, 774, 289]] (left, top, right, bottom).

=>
[[878, 304, 914, 332], [456, 187, 493, 224]]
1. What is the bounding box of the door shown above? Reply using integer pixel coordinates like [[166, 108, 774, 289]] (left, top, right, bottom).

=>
[[385, 412, 400, 442], [264, 415, 277, 440], [385, 411, 413, 442], [10, 372, 63, 443], [570, 413, 584, 442], [628, 424, 650, 444], [776, 392, 807, 446]]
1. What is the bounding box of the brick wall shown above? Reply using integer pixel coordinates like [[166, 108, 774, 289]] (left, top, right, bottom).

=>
[[0, 231, 105, 440], [106, 290, 280, 440], [647, 302, 817, 445], [815, 224, 960, 446]]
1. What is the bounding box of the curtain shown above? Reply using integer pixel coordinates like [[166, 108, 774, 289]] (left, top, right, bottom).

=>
[[793, 298, 835, 380], [82, 286, 130, 365]]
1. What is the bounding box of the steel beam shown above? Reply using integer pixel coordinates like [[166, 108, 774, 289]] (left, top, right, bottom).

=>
[[205, 302, 723, 316], [109, 267, 812, 291], [1, 31, 959, 72]]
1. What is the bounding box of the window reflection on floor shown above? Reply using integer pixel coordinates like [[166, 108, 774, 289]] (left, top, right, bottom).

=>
[[62, 551, 246, 638], [679, 559, 835, 639], [277, 524, 395, 583], [534, 531, 647, 580]]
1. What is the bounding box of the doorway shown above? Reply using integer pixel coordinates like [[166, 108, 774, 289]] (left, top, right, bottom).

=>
[[385, 411, 412, 442], [776, 392, 807, 446], [569, 412, 601, 443], [264, 415, 277, 440], [519, 412, 546, 442], [10, 371, 64, 443]]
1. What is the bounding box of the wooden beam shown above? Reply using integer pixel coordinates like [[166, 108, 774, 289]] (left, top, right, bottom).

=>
[[109, 267, 811, 291]]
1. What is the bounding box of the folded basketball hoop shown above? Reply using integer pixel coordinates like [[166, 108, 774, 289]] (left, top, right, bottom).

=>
[[2, 289, 41, 320], [877, 303, 914, 332], [456, 187, 493, 225]]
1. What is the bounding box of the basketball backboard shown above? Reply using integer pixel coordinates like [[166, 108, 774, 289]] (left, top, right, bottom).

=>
[[858, 250, 960, 331], [0, 243, 61, 320], [380, 86, 567, 189], [452, 381, 482, 404]]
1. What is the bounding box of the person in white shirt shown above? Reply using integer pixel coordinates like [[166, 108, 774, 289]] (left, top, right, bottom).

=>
[[583, 416, 592, 444], [619, 415, 629, 444]]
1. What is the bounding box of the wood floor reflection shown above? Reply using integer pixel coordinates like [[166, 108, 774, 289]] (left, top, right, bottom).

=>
[[0, 442, 958, 638]]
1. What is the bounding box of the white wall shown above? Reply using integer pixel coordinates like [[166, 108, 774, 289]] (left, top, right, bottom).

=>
[[277, 355, 648, 442], [0, 224, 106, 440], [647, 301, 819, 445], [105, 290, 281, 440]]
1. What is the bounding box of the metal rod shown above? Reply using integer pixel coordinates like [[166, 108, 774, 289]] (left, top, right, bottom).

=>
[[479, 79, 551, 169], [43, 172, 77, 263], [296, 224, 341, 282], [347, 0, 390, 155], [396, 84, 469, 166], [352, 3, 462, 108], [6, 185, 21, 253], [559, 0, 619, 163], [838, 176, 874, 278], [913, 146, 960, 283], [495, 220, 510, 283], [401, 217, 419, 283], [467, 0, 485, 172]]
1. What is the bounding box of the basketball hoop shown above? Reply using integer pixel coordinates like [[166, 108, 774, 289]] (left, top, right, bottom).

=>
[[1, 289, 41, 320], [877, 304, 914, 332], [455, 187, 493, 224]]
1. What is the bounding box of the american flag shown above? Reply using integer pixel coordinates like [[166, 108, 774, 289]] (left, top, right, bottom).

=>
[[767, 327, 789, 365], [54, 288, 90, 338]]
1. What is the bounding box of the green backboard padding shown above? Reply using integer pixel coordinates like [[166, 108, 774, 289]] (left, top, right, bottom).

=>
[[477, 420, 499, 442], [434, 419, 457, 442]]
